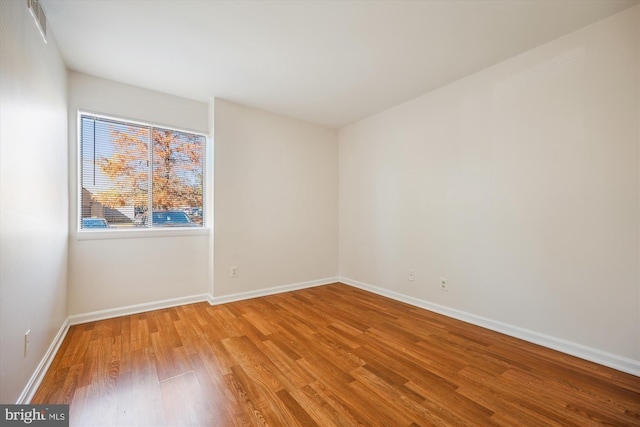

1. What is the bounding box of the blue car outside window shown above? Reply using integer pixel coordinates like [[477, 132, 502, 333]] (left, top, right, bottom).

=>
[[82, 218, 108, 228], [152, 211, 191, 224]]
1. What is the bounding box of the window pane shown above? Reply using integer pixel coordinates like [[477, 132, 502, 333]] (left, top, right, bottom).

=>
[[79, 114, 206, 231], [80, 117, 149, 229], [152, 129, 204, 227]]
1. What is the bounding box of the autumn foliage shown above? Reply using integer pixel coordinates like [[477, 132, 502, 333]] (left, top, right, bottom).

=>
[[93, 127, 203, 213]]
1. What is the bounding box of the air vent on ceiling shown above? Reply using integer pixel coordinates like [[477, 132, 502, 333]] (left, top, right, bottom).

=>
[[27, 0, 47, 44]]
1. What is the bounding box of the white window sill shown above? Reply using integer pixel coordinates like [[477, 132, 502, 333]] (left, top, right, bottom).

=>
[[75, 227, 210, 241]]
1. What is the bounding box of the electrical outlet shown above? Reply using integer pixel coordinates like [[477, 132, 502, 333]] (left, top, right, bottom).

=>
[[408, 270, 415, 281], [230, 265, 238, 278], [440, 278, 448, 292], [24, 330, 30, 357]]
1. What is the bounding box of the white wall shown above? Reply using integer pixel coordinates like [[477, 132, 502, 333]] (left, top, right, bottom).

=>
[[0, 1, 69, 402], [67, 72, 211, 315], [214, 99, 338, 296], [340, 7, 640, 364]]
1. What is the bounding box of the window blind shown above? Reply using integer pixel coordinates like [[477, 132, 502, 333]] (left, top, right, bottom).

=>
[[80, 114, 205, 230]]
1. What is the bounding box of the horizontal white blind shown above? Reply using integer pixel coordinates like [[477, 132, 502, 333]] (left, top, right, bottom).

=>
[[80, 115, 205, 230]]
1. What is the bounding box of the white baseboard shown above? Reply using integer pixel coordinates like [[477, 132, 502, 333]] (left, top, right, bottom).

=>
[[208, 277, 339, 305], [68, 293, 211, 325], [18, 318, 70, 404], [340, 277, 640, 377], [67, 276, 341, 325]]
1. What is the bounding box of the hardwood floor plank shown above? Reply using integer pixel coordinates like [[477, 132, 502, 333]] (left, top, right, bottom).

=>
[[241, 311, 280, 336], [307, 379, 384, 427], [299, 383, 364, 426], [354, 342, 457, 392], [259, 339, 315, 388], [501, 368, 639, 425], [235, 315, 270, 342], [203, 339, 236, 375], [115, 370, 166, 427], [457, 366, 586, 426], [403, 380, 496, 425], [345, 379, 416, 426], [189, 352, 250, 426], [150, 331, 192, 382], [227, 364, 290, 427], [206, 306, 243, 339], [32, 283, 640, 426], [221, 336, 285, 394], [69, 379, 118, 426], [159, 371, 211, 427], [274, 298, 331, 329], [350, 366, 463, 427], [276, 389, 320, 427]]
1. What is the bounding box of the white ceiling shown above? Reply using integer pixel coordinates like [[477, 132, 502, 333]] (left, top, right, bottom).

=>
[[43, 0, 638, 128]]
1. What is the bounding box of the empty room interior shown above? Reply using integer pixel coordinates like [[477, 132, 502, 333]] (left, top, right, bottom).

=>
[[1, 0, 640, 425]]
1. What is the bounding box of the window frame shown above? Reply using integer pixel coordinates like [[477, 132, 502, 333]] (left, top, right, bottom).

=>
[[76, 110, 211, 240]]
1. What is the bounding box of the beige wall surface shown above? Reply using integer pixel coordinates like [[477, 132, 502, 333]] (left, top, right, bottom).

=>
[[213, 99, 339, 297], [339, 7, 640, 362], [67, 72, 211, 315], [0, 1, 69, 402]]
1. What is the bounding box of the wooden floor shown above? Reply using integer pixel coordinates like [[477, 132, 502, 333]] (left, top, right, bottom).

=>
[[33, 283, 639, 426]]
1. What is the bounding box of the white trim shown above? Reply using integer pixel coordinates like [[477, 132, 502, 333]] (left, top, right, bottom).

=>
[[340, 277, 640, 377], [68, 293, 210, 325], [62, 277, 338, 325], [17, 319, 70, 404], [208, 277, 339, 306], [75, 227, 210, 241]]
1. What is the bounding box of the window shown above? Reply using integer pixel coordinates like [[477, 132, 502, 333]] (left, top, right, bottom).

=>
[[79, 113, 206, 230]]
